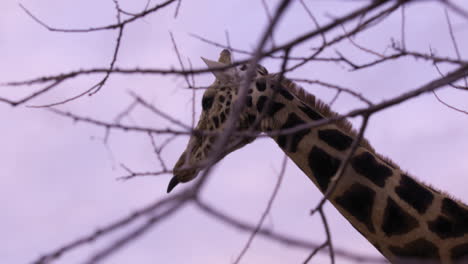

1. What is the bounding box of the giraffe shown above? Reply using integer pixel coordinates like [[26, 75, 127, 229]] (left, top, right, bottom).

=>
[[169, 49, 468, 264]]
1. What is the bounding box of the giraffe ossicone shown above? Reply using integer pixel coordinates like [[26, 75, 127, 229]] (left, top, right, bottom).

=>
[[170, 49, 468, 263]]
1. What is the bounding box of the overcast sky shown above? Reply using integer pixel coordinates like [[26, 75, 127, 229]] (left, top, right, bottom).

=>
[[1, 1, 468, 264]]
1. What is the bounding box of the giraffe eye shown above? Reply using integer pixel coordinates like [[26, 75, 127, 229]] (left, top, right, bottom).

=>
[[202, 96, 214, 111]]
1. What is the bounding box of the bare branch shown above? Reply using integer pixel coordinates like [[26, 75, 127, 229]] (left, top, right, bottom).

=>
[[118, 163, 172, 181], [440, 0, 468, 19], [194, 200, 386, 263], [49, 108, 190, 136], [83, 199, 187, 264], [174, 0, 182, 18], [304, 207, 335, 264], [19, 0, 177, 33], [130, 91, 191, 130], [299, 0, 326, 45], [0, 79, 64, 107], [432, 90, 468, 115], [32, 194, 183, 264]]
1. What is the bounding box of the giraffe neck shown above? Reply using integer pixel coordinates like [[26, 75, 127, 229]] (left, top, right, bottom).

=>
[[250, 76, 468, 263]]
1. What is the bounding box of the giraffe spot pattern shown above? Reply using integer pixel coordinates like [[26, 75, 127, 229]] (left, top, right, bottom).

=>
[[202, 96, 214, 111], [382, 197, 419, 236], [451, 243, 468, 261], [298, 104, 323, 120], [308, 146, 341, 191], [256, 79, 266, 91], [212, 116, 219, 128], [395, 173, 434, 214], [270, 84, 294, 100], [280, 89, 294, 100], [277, 113, 310, 153], [247, 114, 257, 125], [428, 198, 468, 239], [246, 96, 253, 107], [219, 95, 225, 103], [388, 238, 439, 260], [256, 96, 285, 116], [335, 183, 376, 233], [318, 129, 353, 151], [270, 102, 286, 116], [351, 152, 392, 187], [220, 113, 226, 123], [256, 96, 267, 113]]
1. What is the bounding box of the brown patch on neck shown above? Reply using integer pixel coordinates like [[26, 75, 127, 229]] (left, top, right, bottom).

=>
[[274, 75, 400, 170]]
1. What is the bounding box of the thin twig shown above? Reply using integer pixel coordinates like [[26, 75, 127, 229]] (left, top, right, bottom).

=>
[[118, 163, 172, 180], [149, 133, 170, 171], [0, 79, 64, 107], [432, 52, 468, 90], [304, 207, 335, 264], [233, 155, 287, 264], [319, 208, 335, 264], [444, 8, 468, 87], [432, 90, 468, 115], [441, 0, 468, 19], [170, 32, 193, 89], [299, 0, 326, 45], [401, 3, 406, 50], [114, 99, 139, 124], [129, 91, 191, 129], [174, 0, 182, 18], [19, 0, 176, 33], [261, 0, 276, 47], [49, 108, 190, 136], [340, 24, 385, 58], [303, 242, 328, 264]]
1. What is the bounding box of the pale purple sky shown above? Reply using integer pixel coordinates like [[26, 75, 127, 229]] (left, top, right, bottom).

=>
[[1, 1, 468, 263]]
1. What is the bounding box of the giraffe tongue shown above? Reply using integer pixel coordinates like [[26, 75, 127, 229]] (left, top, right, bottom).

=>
[[167, 176, 180, 193]]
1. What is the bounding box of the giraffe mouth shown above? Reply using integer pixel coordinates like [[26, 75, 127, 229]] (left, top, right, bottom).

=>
[[167, 166, 199, 193]]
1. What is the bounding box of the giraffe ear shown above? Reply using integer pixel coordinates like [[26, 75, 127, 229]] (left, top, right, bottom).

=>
[[201, 57, 238, 83]]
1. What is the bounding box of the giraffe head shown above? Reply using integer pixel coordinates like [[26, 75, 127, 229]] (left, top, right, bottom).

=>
[[168, 50, 269, 193]]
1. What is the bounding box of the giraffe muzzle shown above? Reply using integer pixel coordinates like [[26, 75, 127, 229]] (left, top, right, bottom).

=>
[[167, 168, 198, 193]]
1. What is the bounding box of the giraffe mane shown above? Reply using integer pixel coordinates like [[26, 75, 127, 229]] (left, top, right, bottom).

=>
[[274, 77, 468, 205], [276, 75, 401, 170]]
